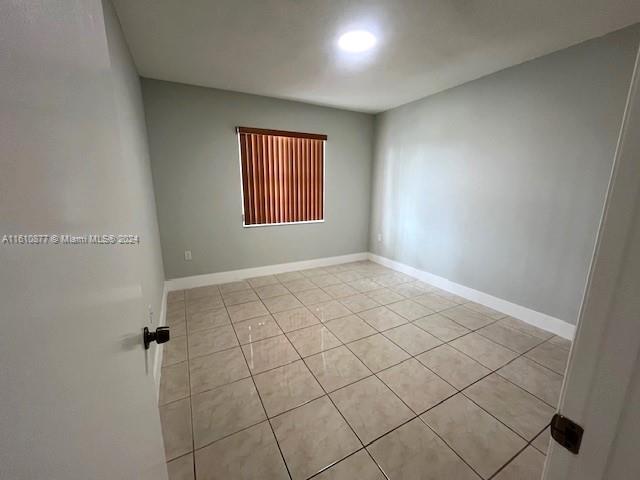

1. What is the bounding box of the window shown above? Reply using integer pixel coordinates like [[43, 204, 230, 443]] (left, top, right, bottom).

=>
[[237, 127, 326, 226]]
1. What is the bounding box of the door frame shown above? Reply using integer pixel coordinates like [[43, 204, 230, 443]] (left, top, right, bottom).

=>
[[543, 41, 640, 479]]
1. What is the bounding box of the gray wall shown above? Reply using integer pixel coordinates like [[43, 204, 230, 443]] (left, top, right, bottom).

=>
[[0, 0, 166, 478], [142, 80, 374, 279], [103, 1, 165, 358], [370, 25, 640, 324]]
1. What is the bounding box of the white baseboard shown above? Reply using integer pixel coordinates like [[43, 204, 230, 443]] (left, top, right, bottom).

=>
[[161, 249, 574, 345], [155, 252, 365, 402], [164, 252, 369, 291], [153, 285, 168, 401], [368, 253, 576, 340]]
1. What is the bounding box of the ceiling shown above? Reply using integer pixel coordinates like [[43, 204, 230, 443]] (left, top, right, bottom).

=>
[[112, 0, 640, 113]]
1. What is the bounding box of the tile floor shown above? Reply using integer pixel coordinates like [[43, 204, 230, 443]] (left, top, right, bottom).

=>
[[159, 261, 571, 480]]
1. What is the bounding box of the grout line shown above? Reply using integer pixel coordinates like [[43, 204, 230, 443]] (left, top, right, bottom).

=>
[[187, 318, 550, 425], [519, 343, 569, 377], [530, 426, 552, 456], [189, 418, 272, 455], [363, 448, 392, 480], [305, 447, 391, 480], [335, 328, 487, 479], [305, 362, 484, 480], [184, 299, 551, 410], [416, 417, 487, 479], [473, 322, 548, 352], [163, 261, 565, 478], [459, 391, 537, 445], [189, 371, 253, 398], [180, 298, 197, 480], [331, 311, 555, 476], [222, 300, 294, 480], [284, 330, 374, 478], [453, 337, 561, 409], [487, 421, 552, 480], [493, 365, 561, 410]]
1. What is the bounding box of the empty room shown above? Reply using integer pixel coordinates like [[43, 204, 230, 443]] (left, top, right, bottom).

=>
[[2, 1, 640, 479]]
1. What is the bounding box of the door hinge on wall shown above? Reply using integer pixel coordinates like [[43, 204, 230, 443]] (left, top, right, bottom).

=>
[[551, 413, 584, 454]]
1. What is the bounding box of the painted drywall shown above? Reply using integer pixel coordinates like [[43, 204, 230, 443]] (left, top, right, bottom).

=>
[[103, 0, 166, 367], [142, 80, 374, 279], [0, 0, 167, 478], [370, 25, 640, 324]]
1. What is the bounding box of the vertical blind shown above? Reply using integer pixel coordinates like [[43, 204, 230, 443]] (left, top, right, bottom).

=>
[[237, 127, 326, 225]]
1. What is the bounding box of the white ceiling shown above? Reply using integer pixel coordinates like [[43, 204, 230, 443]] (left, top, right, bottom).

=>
[[112, 0, 640, 113]]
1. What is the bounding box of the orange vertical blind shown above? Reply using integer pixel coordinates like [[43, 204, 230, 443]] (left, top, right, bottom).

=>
[[238, 127, 326, 225]]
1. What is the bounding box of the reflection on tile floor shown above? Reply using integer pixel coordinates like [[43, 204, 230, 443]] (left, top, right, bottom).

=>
[[159, 261, 571, 480]]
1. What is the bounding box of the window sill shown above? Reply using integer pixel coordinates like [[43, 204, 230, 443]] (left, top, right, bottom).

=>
[[242, 219, 325, 228]]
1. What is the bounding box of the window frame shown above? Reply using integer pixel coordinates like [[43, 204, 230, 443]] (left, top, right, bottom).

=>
[[236, 128, 326, 228]]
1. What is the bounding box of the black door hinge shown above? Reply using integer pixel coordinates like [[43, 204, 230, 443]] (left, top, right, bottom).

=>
[[551, 413, 584, 454]]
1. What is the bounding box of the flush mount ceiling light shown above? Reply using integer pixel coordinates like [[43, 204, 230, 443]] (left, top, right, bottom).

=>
[[338, 30, 377, 53]]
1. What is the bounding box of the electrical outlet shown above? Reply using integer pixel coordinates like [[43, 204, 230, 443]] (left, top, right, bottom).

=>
[[184, 250, 192, 261], [377, 233, 382, 242]]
